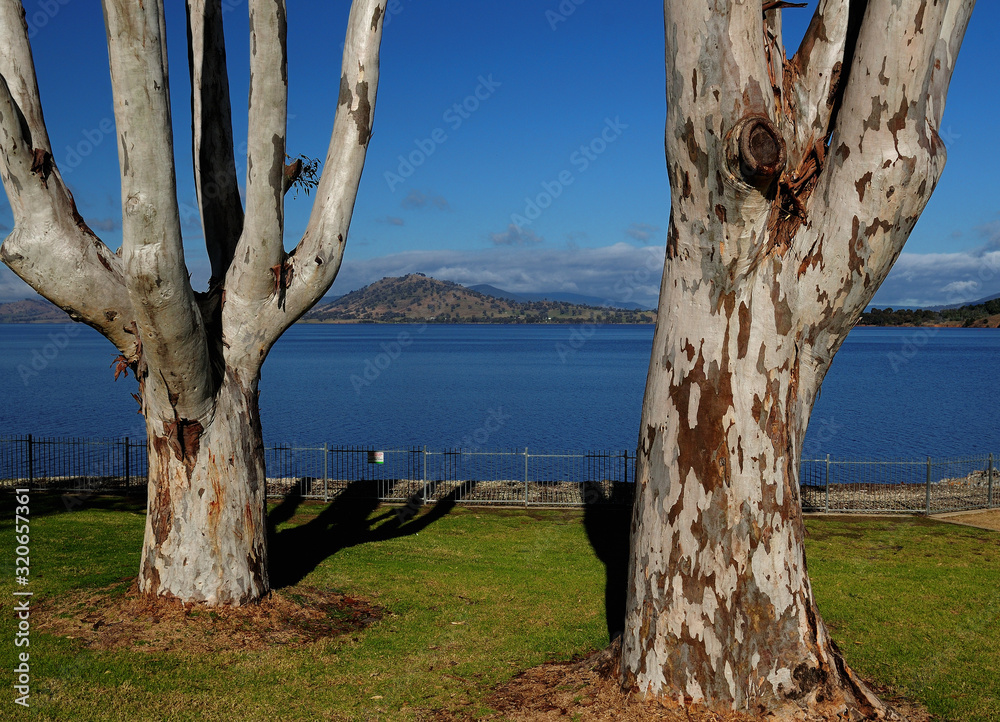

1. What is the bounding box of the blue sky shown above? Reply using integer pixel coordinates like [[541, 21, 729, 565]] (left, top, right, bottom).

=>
[[0, 0, 997, 309]]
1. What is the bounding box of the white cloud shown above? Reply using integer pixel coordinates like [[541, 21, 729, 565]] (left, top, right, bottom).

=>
[[489, 224, 543, 246], [939, 280, 980, 296], [626, 222, 660, 243], [872, 247, 1000, 307], [400, 189, 449, 211]]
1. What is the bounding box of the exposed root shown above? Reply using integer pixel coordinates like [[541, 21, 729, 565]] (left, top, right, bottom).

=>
[[469, 642, 930, 722]]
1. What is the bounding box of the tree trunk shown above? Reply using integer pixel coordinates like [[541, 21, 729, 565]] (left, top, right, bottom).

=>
[[622, 279, 879, 716], [0, 0, 388, 606], [140, 371, 269, 606], [620, 1, 974, 718]]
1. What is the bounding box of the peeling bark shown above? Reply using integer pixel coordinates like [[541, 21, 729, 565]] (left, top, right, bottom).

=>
[[621, 1, 974, 718], [141, 373, 268, 605], [0, 0, 388, 605]]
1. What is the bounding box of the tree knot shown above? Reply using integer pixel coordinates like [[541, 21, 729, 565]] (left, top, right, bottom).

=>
[[732, 116, 786, 189]]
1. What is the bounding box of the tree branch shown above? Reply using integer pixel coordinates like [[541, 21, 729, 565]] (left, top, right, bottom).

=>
[[791, 0, 975, 337], [187, 0, 244, 288], [926, 0, 975, 130], [224, 0, 388, 367], [281, 0, 388, 319], [102, 0, 213, 421], [658, 1, 779, 286], [786, 0, 852, 162], [225, 0, 288, 309], [0, 2, 137, 357]]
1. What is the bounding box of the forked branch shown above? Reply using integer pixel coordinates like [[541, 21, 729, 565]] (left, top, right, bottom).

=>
[[225, 0, 289, 310], [792, 0, 975, 333], [223, 0, 388, 365], [102, 0, 213, 420]]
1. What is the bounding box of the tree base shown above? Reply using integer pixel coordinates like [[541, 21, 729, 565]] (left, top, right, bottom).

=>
[[36, 577, 384, 653], [483, 642, 922, 721]]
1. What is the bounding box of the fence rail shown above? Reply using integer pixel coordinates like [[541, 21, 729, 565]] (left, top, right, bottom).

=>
[[0, 435, 996, 514]]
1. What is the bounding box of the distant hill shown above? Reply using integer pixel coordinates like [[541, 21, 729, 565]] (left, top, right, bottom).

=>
[[0, 277, 656, 325], [927, 291, 1000, 312], [468, 283, 652, 311], [859, 297, 1000, 328], [0, 299, 70, 323], [304, 274, 656, 324], [466, 284, 530, 304]]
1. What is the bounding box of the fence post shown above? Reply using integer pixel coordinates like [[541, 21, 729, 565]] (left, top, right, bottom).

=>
[[323, 443, 329, 502], [824, 454, 830, 514], [988, 453, 994, 510], [925, 456, 932, 515], [422, 446, 428, 505], [124, 437, 130, 490], [524, 447, 529, 507], [27, 434, 34, 486]]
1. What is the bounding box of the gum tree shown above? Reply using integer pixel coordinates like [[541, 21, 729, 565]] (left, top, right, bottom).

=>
[[623, 0, 973, 718], [0, 0, 388, 604]]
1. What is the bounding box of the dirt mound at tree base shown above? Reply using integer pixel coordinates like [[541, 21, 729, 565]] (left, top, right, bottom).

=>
[[473, 645, 932, 722], [35, 579, 384, 653]]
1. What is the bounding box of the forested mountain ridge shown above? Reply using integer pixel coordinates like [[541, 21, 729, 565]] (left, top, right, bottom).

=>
[[859, 297, 1000, 328]]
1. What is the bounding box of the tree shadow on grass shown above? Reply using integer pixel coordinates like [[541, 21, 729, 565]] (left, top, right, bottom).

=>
[[0, 489, 146, 522], [581, 481, 632, 642], [267, 479, 477, 589]]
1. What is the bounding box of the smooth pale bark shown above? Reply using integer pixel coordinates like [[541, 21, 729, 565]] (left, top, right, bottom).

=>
[[0, 0, 388, 605], [0, 3, 138, 358], [621, 1, 974, 718]]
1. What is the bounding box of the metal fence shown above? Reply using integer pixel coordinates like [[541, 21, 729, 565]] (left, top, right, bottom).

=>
[[799, 454, 997, 514], [0, 435, 996, 514]]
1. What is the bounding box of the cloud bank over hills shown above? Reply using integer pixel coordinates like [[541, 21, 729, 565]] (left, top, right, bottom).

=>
[[1, 240, 998, 311]]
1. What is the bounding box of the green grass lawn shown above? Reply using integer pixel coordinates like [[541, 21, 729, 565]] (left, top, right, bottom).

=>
[[1, 495, 997, 721]]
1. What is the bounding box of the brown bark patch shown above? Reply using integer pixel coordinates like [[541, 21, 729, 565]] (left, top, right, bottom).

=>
[[161, 418, 204, 468], [736, 301, 751, 359], [30, 148, 53, 187], [35, 579, 383, 653], [855, 172, 872, 202], [797, 239, 823, 277], [826, 62, 843, 106], [666, 217, 679, 260]]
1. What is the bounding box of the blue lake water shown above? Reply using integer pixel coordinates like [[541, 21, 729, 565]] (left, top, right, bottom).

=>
[[0, 323, 997, 459]]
